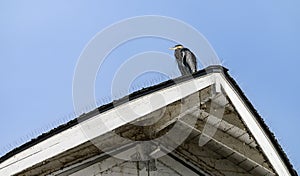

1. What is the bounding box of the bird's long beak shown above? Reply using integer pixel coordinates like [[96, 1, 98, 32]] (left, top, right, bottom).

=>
[[169, 47, 176, 50]]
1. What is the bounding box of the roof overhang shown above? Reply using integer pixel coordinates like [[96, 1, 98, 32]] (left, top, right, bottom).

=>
[[0, 66, 296, 176]]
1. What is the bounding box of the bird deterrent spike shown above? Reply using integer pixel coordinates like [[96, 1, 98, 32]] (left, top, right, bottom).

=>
[[131, 85, 136, 91], [147, 80, 151, 85], [97, 98, 102, 105], [113, 94, 118, 100], [122, 89, 127, 96], [40, 127, 44, 134], [12, 141, 17, 148], [67, 113, 72, 120], [19, 137, 24, 144], [161, 74, 165, 80], [95, 99, 100, 106], [40, 126, 45, 133], [65, 112, 72, 121], [60, 115, 67, 123], [1, 146, 6, 154], [120, 89, 124, 95], [101, 97, 106, 104], [33, 129, 38, 136], [106, 96, 111, 102], [86, 104, 91, 112], [52, 120, 57, 127], [62, 116, 67, 123], [150, 79, 154, 84], [63, 116, 67, 122], [57, 118, 62, 126], [15, 139, 20, 146], [25, 134, 29, 140], [29, 131, 33, 139], [44, 125, 49, 132], [102, 97, 107, 104], [65, 113, 70, 121], [45, 123, 50, 131], [53, 120, 57, 127], [118, 91, 122, 98], [84, 106, 89, 113], [101, 97, 106, 103], [37, 127, 42, 134]]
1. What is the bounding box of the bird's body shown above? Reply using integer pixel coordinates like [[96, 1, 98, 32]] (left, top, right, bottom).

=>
[[170, 45, 197, 76]]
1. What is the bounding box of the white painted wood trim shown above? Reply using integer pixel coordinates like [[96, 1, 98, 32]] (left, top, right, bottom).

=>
[[0, 74, 217, 176], [1, 72, 291, 176], [216, 73, 291, 176]]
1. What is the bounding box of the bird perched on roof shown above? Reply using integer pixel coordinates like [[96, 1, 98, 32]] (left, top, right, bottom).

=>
[[169, 44, 197, 76]]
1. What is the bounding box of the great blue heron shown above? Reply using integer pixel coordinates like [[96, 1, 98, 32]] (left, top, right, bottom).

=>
[[169, 44, 197, 76]]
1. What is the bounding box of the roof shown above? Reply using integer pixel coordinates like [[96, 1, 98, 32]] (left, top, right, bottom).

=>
[[222, 68, 298, 176], [0, 65, 297, 175]]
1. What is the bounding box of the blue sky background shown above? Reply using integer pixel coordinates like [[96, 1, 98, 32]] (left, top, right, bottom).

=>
[[0, 0, 299, 172]]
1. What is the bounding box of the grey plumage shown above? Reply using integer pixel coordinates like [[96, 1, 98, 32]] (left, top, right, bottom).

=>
[[171, 45, 197, 76]]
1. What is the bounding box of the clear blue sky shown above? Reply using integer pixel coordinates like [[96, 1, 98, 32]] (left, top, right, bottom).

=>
[[0, 0, 299, 172]]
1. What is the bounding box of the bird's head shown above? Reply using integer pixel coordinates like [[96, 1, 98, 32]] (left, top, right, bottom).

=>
[[169, 44, 184, 50]]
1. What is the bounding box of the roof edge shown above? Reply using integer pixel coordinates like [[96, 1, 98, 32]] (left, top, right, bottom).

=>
[[1, 65, 296, 176], [0, 65, 224, 164], [222, 69, 298, 176]]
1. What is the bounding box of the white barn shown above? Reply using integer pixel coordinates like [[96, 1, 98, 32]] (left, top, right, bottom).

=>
[[0, 66, 297, 176]]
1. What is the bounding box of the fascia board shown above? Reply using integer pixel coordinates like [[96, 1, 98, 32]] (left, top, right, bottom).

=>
[[0, 73, 217, 176], [217, 73, 291, 176]]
